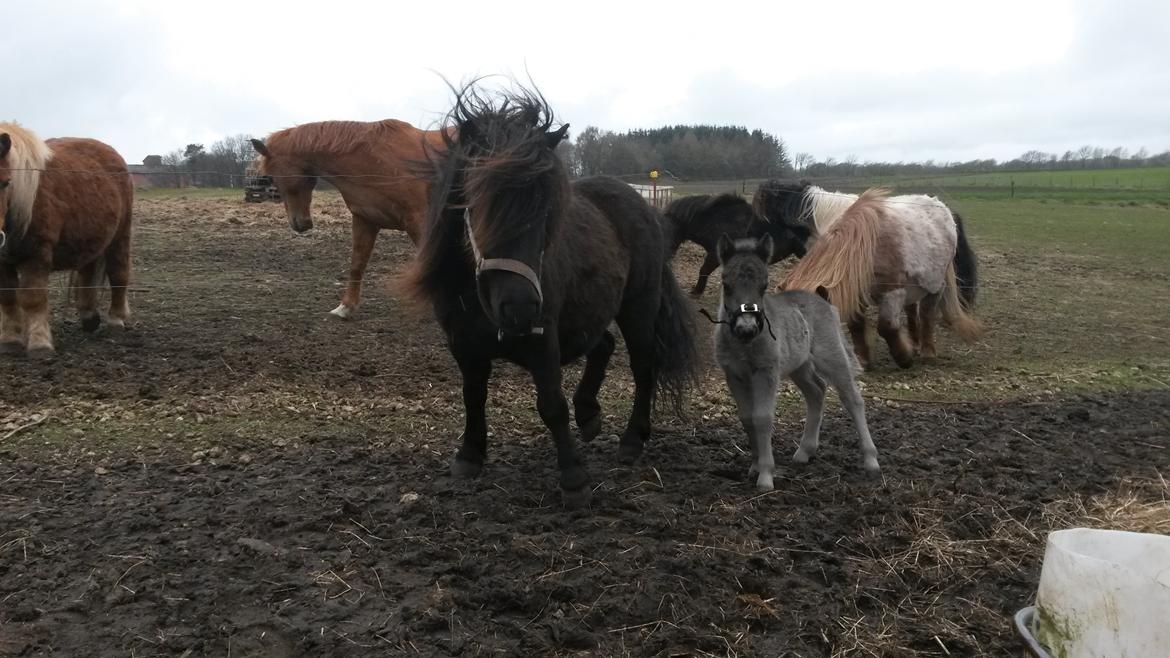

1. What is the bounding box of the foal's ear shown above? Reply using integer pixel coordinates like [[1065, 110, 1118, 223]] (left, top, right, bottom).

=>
[[546, 124, 570, 149], [0, 133, 10, 159], [755, 234, 774, 263], [250, 138, 270, 158], [717, 233, 735, 264]]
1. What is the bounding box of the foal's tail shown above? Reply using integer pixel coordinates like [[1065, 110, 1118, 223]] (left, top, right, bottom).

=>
[[781, 188, 884, 321], [939, 261, 984, 343], [653, 262, 700, 416], [952, 211, 978, 309]]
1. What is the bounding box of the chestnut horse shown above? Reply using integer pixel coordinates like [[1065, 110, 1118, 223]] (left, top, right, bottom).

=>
[[781, 189, 982, 369], [0, 122, 133, 355], [251, 120, 446, 318]]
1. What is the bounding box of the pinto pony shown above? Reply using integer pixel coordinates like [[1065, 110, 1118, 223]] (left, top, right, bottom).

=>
[[0, 123, 133, 355], [663, 193, 806, 296], [251, 120, 447, 318], [405, 84, 698, 507], [781, 189, 982, 369]]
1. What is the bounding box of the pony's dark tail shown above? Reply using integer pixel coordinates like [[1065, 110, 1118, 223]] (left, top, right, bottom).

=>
[[662, 210, 688, 257], [952, 211, 978, 309], [653, 262, 699, 417]]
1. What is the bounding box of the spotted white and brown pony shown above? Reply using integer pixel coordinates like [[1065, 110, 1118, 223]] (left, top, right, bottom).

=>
[[776, 188, 982, 369], [0, 122, 133, 356], [251, 120, 447, 319]]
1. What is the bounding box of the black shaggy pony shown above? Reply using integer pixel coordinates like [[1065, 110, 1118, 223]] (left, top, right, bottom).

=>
[[405, 83, 698, 507]]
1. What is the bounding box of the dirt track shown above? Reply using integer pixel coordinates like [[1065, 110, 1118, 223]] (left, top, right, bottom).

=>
[[1, 194, 1168, 657]]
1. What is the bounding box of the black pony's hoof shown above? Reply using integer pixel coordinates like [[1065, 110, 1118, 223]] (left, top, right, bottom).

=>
[[561, 486, 592, 510], [450, 458, 483, 479], [0, 341, 24, 356], [578, 414, 602, 442], [81, 315, 102, 333], [617, 442, 643, 465]]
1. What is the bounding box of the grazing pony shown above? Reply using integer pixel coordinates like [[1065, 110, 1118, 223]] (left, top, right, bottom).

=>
[[712, 235, 879, 489], [251, 120, 447, 318], [0, 123, 133, 355], [780, 189, 983, 369], [405, 84, 698, 507], [663, 193, 807, 296]]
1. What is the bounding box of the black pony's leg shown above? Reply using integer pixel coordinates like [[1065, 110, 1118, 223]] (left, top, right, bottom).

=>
[[573, 330, 615, 442], [451, 356, 492, 478], [529, 331, 590, 507], [691, 252, 720, 296], [615, 311, 655, 464]]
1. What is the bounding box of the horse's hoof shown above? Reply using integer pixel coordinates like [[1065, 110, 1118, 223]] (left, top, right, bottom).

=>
[[862, 459, 882, 478], [105, 317, 127, 331], [578, 414, 602, 442], [755, 475, 775, 491], [792, 448, 814, 465], [450, 458, 483, 479], [329, 304, 354, 320], [561, 486, 592, 510], [0, 341, 24, 356], [616, 442, 643, 465], [27, 345, 56, 360], [80, 315, 102, 333]]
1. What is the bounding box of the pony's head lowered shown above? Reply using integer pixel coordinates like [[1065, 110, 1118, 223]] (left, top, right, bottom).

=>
[[716, 234, 774, 341], [0, 122, 53, 244], [415, 83, 570, 335], [752, 179, 815, 258]]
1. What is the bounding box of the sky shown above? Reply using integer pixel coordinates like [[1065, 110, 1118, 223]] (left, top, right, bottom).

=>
[[5, 0, 1168, 166]]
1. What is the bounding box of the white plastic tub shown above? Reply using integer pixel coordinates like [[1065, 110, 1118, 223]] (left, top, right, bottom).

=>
[[1020, 528, 1170, 657]]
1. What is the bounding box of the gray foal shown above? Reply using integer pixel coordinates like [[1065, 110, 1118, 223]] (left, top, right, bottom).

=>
[[711, 235, 881, 490]]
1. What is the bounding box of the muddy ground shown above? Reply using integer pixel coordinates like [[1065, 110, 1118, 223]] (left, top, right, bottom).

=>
[[1, 193, 1167, 657]]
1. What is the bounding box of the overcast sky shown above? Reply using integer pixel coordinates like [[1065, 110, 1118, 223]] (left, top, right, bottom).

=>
[[5, 0, 1167, 165]]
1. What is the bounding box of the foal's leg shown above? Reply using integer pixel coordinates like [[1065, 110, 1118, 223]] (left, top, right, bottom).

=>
[[333, 216, 379, 319], [789, 362, 827, 466], [573, 331, 615, 442], [847, 313, 872, 370], [0, 265, 23, 353], [917, 293, 941, 359], [876, 292, 915, 369], [726, 369, 780, 490], [17, 263, 53, 355], [75, 261, 102, 333], [691, 252, 720, 296], [528, 333, 590, 507], [451, 356, 492, 478], [824, 364, 881, 476], [105, 221, 133, 329]]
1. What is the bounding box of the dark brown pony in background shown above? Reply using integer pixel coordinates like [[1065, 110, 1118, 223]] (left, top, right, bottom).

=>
[[0, 122, 133, 355], [251, 120, 447, 318]]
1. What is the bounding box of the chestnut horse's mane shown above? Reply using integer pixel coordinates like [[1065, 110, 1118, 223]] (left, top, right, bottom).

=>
[[0, 121, 54, 235], [264, 119, 418, 157]]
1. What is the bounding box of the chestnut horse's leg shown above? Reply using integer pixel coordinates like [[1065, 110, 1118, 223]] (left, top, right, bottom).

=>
[[332, 216, 379, 319], [917, 293, 941, 359], [573, 331, 615, 442], [527, 331, 590, 508], [17, 263, 53, 355], [105, 217, 133, 328], [877, 292, 915, 369], [691, 252, 719, 296], [0, 265, 23, 353], [75, 261, 102, 333], [847, 312, 872, 371], [451, 354, 492, 479]]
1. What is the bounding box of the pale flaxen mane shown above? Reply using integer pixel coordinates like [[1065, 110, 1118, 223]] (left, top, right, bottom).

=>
[[803, 185, 859, 233], [782, 188, 889, 320], [0, 121, 54, 236], [264, 120, 414, 158]]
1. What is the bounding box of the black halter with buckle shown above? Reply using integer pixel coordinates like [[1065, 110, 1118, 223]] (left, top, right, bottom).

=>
[[700, 301, 777, 340], [464, 208, 545, 339]]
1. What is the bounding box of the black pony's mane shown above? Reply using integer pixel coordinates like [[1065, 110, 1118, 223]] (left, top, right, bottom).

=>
[[405, 82, 569, 304], [752, 179, 811, 223], [664, 193, 751, 227]]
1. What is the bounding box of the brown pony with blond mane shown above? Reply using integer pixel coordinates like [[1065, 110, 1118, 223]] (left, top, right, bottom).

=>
[[251, 120, 447, 318], [782, 188, 982, 368], [0, 122, 133, 356]]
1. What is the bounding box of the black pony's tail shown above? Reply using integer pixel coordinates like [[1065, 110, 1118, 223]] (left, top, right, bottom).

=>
[[662, 209, 688, 257], [952, 211, 978, 309], [653, 260, 700, 417]]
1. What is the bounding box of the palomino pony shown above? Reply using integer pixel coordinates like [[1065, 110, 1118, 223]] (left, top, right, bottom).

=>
[[251, 120, 447, 318], [406, 85, 698, 507], [663, 193, 806, 296], [0, 123, 133, 356], [780, 189, 983, 369], [712, 235, 879, 489]]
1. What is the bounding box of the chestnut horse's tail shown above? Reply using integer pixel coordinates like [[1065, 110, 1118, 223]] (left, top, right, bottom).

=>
[[781, 188, 885, 321], [939, 261, 984, 343]]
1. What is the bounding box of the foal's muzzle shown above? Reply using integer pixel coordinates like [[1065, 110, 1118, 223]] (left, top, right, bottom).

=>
[[731, 303, 764, 340]]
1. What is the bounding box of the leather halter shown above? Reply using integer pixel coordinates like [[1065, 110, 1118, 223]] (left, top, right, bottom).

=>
[[463, 208, 544, 304]]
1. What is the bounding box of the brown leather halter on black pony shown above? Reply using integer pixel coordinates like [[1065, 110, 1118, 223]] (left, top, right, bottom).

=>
[[463, 207, 545, 336]]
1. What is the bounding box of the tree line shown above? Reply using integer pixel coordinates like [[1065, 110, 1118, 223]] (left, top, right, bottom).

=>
[[153, 134, 257, 188]]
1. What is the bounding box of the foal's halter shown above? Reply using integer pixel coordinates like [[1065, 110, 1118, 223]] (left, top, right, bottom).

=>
[[700, 302, 777, 341], [463, 208, 546, 338]]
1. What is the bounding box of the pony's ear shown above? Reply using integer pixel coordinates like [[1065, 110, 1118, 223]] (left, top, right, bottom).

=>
[[546, 124, 570, 149], [250, 138, 270, 157], [717, 233, 735, 264], [756, 234, 774, 263], [0, 133, 10, 159]]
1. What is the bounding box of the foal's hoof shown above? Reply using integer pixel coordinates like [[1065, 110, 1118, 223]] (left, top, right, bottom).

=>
[[862, 459, 882, 479], [450, 458, 483, 479], [81, 315, 102, 333], [616, 442, 643, 465], [561, 486, 592, 510], [578, 414, 602, 442], [792, 448, 815, 465]]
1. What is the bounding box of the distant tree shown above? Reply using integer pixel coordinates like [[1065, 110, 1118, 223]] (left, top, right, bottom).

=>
[[794, 152, 814, 172]]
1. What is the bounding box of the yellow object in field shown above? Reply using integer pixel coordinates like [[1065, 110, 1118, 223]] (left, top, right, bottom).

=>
[[649, 170, 658, 180]]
